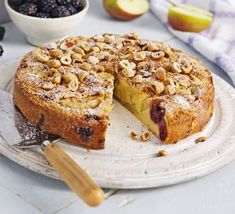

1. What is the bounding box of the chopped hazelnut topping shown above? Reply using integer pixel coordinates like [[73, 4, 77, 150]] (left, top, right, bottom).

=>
[[53, 73, 62, 84], [138, 40, 148, 47], [195, 137, 207, 143], [133, 51, 146, 61], [94, 52, 105, 60], [77, 70, 88, 82], [96, 42, 105, 51], [132, 75, 143, 83], [120, 60, 136, 77], [148, 42, 160, 51], [41, 82, 54, 90], [126, 32, 139, 40], [94, 65, 105, 72], [151, 51, 165, 60], [120, 60, 131, 69], [49, 49, 63, 59], [68, 78, 79, 92], [130, 62, 136, 69], [87, 99, 101, 109], [168, 77, 179, 88], [104, 35, 115, 43], [191, 75, 203, 85], [177, 86, 191, 95], [126, 46, 136, 54], [165, 85, 176, 95], [98, 89, 106, 98], [88, 56, 99, 65], [60, 55, 72, 66], [91, 46, 100, 52], [93, 35, 105, 42], [179, 77, 191, 88], [140, 132, 151, 142], [163, 45, 175, 59], [71, 53, 83, 63], [130, 132, 138, 140], [73, 47, 85, 56], [36, 52, 49, 63], [155, 67, 166, 81], [81, 42, 91, 52], [47, 42, 57, 49], [97, 72, 114, 82], [120, 53, 131, 59], [182, 62, 193, 74], [63, 72, 78, 83], [60, 41, 69, 50], [47, 59, 61, 68], [79, 63, 92, 71], [172, 62, 182, 73], [153, 81, 165, 95], [116, 42, 123, 50], [122, 67, 136, 78], [158, 150, 167, 157]]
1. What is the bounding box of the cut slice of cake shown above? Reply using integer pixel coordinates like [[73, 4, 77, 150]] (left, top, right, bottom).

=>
[[13, 33, 214, 149]]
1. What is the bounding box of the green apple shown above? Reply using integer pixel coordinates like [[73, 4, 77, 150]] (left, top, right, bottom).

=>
[[103, 0, 149, 21], [168, 4, 214, 32]]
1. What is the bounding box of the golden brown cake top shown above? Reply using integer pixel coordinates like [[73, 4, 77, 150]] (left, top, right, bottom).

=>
[[16, 33, 213, 117]]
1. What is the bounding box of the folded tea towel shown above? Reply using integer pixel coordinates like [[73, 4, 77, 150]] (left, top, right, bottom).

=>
[[150, 0, 235, 86]]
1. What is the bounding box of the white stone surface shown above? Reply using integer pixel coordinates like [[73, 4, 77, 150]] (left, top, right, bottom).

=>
[[0, 185, 43, 214], [0, 0, 234, 213]]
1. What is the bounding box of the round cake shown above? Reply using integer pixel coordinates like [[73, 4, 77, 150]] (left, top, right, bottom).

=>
[[13, 33, 214, 149]]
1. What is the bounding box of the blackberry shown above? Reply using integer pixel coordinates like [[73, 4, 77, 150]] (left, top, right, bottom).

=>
[[72, 0, 83, 11], [8, 0, 23, 10], [51, 6, 70, 17], [57, 0, 72, 5], [38, 0, 57, 13], [66, 4, 77, 15], [18, 3, 38, 16], [0, 45, 3, 57], [77, 127, 93, 141], [0, 26, 5, 41], [35, 12, 51, 18]]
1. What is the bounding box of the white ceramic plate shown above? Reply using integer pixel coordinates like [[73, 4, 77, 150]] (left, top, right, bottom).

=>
[[0, 59, 235, 189]]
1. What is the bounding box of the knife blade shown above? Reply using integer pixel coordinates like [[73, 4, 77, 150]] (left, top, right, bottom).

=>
[[0, 89, 104, 207], [0, 89, 57, 147], [0, 90, 59, 147]]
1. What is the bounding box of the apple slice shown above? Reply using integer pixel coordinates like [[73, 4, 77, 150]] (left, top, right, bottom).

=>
[[168, 4, 214, 32], [103, 0, 149, 21]]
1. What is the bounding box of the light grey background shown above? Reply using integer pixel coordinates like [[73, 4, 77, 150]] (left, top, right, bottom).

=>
[[0, 0, 10, 24]]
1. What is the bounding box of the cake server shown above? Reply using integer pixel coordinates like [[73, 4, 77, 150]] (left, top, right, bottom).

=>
[[0, 89, 104, 207]]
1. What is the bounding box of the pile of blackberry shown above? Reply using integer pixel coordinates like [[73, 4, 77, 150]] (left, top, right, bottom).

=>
[[8, 0, 84, 18], [0, 26, 5, 57]]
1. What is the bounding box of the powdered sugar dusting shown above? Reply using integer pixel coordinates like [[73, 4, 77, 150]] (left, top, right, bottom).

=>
[[173, 95, 191, 109]]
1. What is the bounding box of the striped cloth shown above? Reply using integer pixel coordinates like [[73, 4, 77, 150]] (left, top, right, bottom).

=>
[[150, 0, 235, 86]]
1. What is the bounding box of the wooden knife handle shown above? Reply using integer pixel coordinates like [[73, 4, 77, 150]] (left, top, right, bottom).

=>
[[41, 141, 104, 207]]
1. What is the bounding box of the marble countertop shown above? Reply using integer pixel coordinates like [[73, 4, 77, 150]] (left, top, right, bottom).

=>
[[0, 1, 234, 213]]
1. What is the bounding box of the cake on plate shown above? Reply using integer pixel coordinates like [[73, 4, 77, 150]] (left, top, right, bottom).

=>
[[13, 33, 214, 149]]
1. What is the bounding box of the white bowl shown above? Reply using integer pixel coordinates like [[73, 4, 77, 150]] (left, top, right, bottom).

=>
[[5, 0, 89, 46]]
